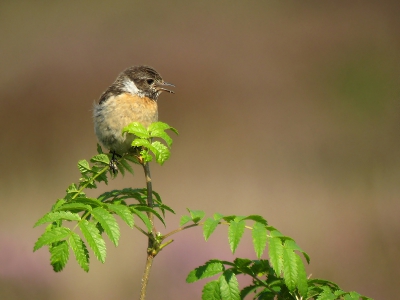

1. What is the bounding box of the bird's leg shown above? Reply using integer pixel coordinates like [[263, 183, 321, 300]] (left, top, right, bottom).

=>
[[109, 151, 121, 175]]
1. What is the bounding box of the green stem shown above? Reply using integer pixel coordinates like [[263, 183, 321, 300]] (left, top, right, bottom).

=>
[[139, 161, 156, 300]]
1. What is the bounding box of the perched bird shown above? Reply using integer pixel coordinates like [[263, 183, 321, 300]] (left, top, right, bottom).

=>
[[93, 66, 174, 158]]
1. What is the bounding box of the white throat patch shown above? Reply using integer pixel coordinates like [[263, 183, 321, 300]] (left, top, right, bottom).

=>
[[123, 79, 144, 97]]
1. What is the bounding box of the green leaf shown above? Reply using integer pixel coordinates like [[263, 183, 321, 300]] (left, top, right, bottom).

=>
[[288, 242, 310, 264], [150, 130, 173, 147], [180, 215, 192, 226], [34, 211, 81, 227], [74, 197, 103, 207], [90, 154, 110, 165], [148, 121, 178, 135], [268, 237, 283, 276], [69, 232, 89, 272], [34, 227, 71, 251], [91, 207, 120, 246], [244, 215, 268, 226], [96, 143, 104, 154], [282, 240, 298, 291], [187, 261, 225, 283], [131, 208, 152, 232], [107, 203, 134, 228], [55, 202, 92, 213], [202, 280, 220, 300], [228, 220, 245, 254], [252, 221, 267, 259], [151, 141, 170, 165], [188, 209, 205, 223], [119, 158, 134, 175], [317, 287, 336, 300], [203, 218, 219, 241], [50, 240, 69, 272], [295, 255, 308, 297], [52, 198, 66, 211], [122, 122, 149, 138], [78, 160, 91, 174], [134, 205, 166, 227], [214, 213, 224, 221], [240, 285, 260, 299], [79, 220, 106, 263], [219, 269, 240, 300], [131, 138, 152, 148]]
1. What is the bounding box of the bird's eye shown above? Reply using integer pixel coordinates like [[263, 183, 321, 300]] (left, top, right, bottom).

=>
[[146, 79, 154, 85]]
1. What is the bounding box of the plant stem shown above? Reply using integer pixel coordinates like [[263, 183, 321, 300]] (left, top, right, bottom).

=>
[[140, 161, 156, 300], [140, 254, 154, 300]]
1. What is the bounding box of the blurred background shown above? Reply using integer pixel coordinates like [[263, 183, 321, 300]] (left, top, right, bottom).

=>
[[1, 1, 399, 299]]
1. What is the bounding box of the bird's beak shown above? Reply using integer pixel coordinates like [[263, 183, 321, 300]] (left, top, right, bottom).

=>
[[155, 82, 175, 94]]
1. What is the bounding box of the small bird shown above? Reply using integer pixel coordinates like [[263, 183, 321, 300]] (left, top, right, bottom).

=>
[[93, 66, 174, 159]]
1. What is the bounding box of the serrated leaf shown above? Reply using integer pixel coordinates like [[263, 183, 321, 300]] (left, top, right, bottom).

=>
[[316, 287, 336, 300], [107, 203, 134, 228], [78, 160, 91, 173], [295, 255, 308, 297], [79, 220, 106, 263], [34, 227, 71, 251], [90, 154, 109, 165], [214, 213, 224, 221], [240, 285, 259, 299], [268, 237, 283, 276], [52, 198, 66, 211], [91, 207, 120, 246], [123, 122, 149, 138], [188, 209, 205, 223], [228, 220, 245, 254], [74, 197, 103, 207], [34, 211, 81, 227], [252, 221, 267, 259], [119, 158, 134, 174], [50, 240, 69, 272], [244, 215, 268, 226], [282, 240, 298, 291], [131, 208, 152, 232], [283, 239, 310, 264], [219, 269, 240, 300], [150, 130, 173, 147], [69, 232, 89, 272], [203, 218, 219, 240], [134, 206, 166, 227], [96, 143, 104, 154], [180, 215, 192, 226], [55, 202, 92, 213], [202, 280, 220, 300], [147, 121, 173, 132], [186, 261, 225, 283], [151, 141, 170, 165], [131, 138, 152, 148]]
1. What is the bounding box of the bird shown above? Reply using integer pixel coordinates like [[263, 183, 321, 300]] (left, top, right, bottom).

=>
[[93, 65, 174, 164]]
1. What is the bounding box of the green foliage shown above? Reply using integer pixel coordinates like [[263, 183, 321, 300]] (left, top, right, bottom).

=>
[[33, 120, 372, 300], [122, 121, 178, 165], [33, 122, 176, 272]]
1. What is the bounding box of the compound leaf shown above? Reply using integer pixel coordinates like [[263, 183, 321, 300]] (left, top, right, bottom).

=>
[[91, 207, 120, 246], [69, 232, 89, 272], [34, 227, 71, 251], [50, 240, 69, 272], [252, 221, 267, 259], [228, 219, 245, 254], [107, 203, 134, 228], [203, 218, 219, 241], [79, 220, 106, 263], [219, 269, 240, 300], [34, 211, 81, 227], [187, 261, 225, 283]]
